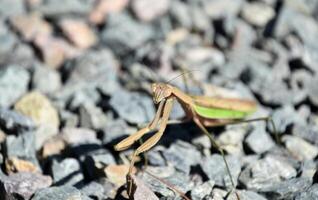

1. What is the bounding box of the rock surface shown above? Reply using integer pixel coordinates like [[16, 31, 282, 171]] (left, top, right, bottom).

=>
[[0, 172, 52, 200], [0, 66, 30, 108]]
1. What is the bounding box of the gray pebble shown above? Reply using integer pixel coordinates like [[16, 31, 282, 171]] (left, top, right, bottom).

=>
[[56, 49, 118, 107], [4, 131, 38, 166], [269, 105, 303, 134], [7, 43, 35, 68], [0, 172, 52, 200], [33, 0, 94, 17], [245, 125, 275, 154], [221, 49, 258, 80], [82, 149, 115, 166], [239, 155, 297, 190], [241, 2, 275, 27], [32, 185, 91, 200], [66, 49, 118, 87], [169, 0, 192, 29], [102, 12, 155, 55], [147, 146, 166, 166], [32, 64, 62, 95], [236, 190, 267, 200], [280, 8, 318, 49], [141, 166, 194, 197], [59, 110, 79, 128], [102, 119, 136, 144], [308, 76, 318, 107], [0, 22, 18, 65], [290, 70, 311, 101], [80, 181, 106, 200], [190, 6, 214, 41], [282, 135, 318, 161], [295, 184, 318, 200], [79, 103, 108, 130], [300, 160, 317, 179], [244, 64, 294, 106], [82, 149, 116, 179], [192, 134, 212, 149], [170, 100, 185, 120], [0, 0, 25, 18], [202, 0, 243, 19], [201, 154, 241, 188], [232, 20, 257, 50], [0, 66, 30, 108], [131, 0, 170, 22], [61, 127, 100, 145], [240, 155, 260, 168], [50, 158, 84, 187], [292, 123, 318, 145], [0, 108, 35, 134], [212, 188, 228, 200], [217, 125, 248, 155], [68, 88, 101, 110], [191, 180, 214, 200], [109, 89, 155, 124], [261, 177, 312, 200], [131, 174, 159, 200], [163, 140, 201, 174]]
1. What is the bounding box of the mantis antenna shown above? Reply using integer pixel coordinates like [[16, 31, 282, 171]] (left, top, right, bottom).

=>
[[166, 69, 201, 84]]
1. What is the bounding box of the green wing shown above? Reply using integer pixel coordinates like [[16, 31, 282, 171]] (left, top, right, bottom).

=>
[[194, 104, 253, 119]]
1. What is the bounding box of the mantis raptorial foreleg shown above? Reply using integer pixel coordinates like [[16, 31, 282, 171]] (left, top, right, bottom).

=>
[[127, 98, 174, 195], [129, 98, 174, 173], [115, 100, 165, 151]]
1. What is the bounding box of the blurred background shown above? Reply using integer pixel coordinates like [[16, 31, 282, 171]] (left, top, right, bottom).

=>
[[0, 0, 318, 199]]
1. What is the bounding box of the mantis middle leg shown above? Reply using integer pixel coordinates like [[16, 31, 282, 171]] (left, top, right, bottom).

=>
[[128, 98, 174, 174], [192, 114, 239, 199]]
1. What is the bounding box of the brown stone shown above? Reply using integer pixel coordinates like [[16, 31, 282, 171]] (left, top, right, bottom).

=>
[[59, 19, 97, 49], [0, 129, 6, 143], [131, 0, 170, 22], [41, 137, 66, 158], [14, 91, 59, 128], [89, 0, 129, 24], [130, 175, 159, 200], [5, 157, 39, 174], [10, 13, 52, 41], [34, 35, 65, 68], [104, 164, 136, 187], [14, 91, 60, 148], [166, 28, 189, 45], [34, 35, 80, 69]]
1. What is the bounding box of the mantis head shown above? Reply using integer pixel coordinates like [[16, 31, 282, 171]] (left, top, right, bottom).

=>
[[151, 83, 173, 104]]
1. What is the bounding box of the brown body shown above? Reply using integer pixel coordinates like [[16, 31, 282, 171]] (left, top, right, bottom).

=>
[[114, 83, 257, 198]]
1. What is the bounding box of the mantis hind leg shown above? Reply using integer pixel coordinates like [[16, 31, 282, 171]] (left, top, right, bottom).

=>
[[192, 116, 240, 200], [202, 116, 279, 144]]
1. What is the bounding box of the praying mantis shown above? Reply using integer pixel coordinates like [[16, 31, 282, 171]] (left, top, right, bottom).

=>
[[114, 77, 276, 199]]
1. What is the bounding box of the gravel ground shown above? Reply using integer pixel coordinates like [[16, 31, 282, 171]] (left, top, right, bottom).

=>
[[0, 0, 318, 199]]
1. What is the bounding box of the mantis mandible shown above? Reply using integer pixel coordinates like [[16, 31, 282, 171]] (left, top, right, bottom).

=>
[[114, 80, 276, 198]]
